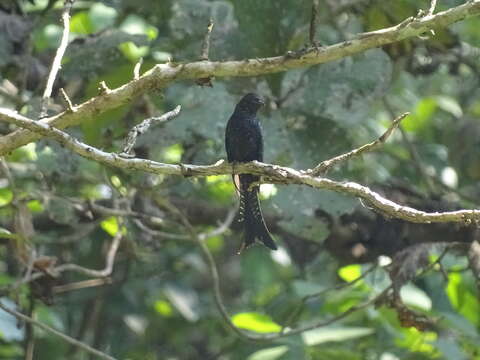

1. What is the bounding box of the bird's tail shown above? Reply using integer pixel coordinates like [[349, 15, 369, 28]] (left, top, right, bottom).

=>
[[238, 176, 277, 252]]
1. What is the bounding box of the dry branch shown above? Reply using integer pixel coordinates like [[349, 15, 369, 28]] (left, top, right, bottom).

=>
[[0, 1, 479, 154], [1, 109, 480, 226], [39, 0, 74, 118], [309, 112, 409, 175], [121, 105, 181, 155]]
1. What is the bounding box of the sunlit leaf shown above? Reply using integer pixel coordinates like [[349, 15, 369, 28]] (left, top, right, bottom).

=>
[[118, 41, 150, 63], [403, 97, 437, 132], [27, 200, 43, 213], [101, 216, 118, 236], [231, 312, 281, 333], [162, 144, 184, 163], [154, 300, 173, 317], [396, 328, 437, 354], [206, 233, 224, 252], [338, 264, 362, 283], [70, 12, 94, 35], [446, 272, 480, 324]]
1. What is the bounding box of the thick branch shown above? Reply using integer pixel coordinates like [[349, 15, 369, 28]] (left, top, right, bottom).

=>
[[1, 110, 480, 225], [0, 1, 479, 154]]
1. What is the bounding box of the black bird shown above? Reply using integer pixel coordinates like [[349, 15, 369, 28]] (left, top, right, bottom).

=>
[[225, 93, 277, 252]]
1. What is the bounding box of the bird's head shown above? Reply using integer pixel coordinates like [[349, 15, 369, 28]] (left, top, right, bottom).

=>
[[236, 93, 265, 113]]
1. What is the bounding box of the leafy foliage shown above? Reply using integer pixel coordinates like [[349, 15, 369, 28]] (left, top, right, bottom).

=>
[[0, 0, 480, 359]]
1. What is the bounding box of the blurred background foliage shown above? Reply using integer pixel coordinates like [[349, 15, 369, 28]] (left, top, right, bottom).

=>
[[0, 0, 480, 359]]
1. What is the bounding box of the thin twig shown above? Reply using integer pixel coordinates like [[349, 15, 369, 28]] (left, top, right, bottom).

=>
[[0, 301, 116, 360], [309, 112, 409, 175], [133, 206, 236, 242], [428, 0, 438, 16], [39, 0, 74, 119], [88, 200, 165, 226], [200, 19, 214, 60], [283, 263, 378, 329], [383, 100, 436, 193], [23, 230, 122, 284], [53, 230, 122, 278], [120, 105, 181, 156], [133, 58, 143, 80], [53, 278, 113, 294], [309, 0, 320, 46], [24, 296, 35, 360], [59, 88, 75, 112]]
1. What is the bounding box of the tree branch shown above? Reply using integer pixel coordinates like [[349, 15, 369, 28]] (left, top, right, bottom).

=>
[[22, 230, 122, 284], [200, 19, 214, 61], [39, 0, 74, 119], [0, 1, 479, 154], [120, 105, 181, 156], [1, 109, 480, 225], [428, 0, 438, 16], [0, 301, 116, 360], [308, 112, 409, 175]]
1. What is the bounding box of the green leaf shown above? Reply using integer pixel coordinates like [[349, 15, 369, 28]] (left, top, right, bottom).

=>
[[120, 15, 158, 40], [154, 300, 173, 317], [27, 200, 44, 213], [396, 328, 437, 354], [292, 280, 325, 297], [231, 312, 281, 333], [162, 144, 184, 163], [241, 250, 278, 298], [400, 284, 432, 311], [33, 24, 63, 52], [205, 233, 224, 252], [70, 12, 94, 35], [118, 41, 150, 63], [338, 264, 362, 283], [302, 327, 374, 346], [204, 175, 234, 203], [446, 272, 480, 324], [101, 216, 119, 236], [247, 346, 289, 360], [89, 3, 118, 32], [0, 188, 13, 207], [0, 228, 20, 241], [435, 95, 463, 117], [402, 97, 437, 132]]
